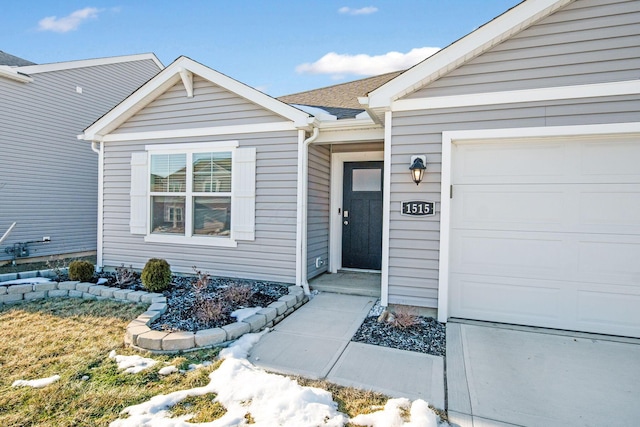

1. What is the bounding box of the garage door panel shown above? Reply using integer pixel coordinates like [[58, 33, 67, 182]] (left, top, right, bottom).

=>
[[455, 142, 567, 184], [579, 187, 640, 230], [454, 136, 640, 185], [581, 139, 640, 181], [454, 185, 565, 230], [454, 184, 640, 235], [577, 237, 640, 285], [577, 289, 640, 331], [452, 230, 569, 280], [451, 274, 566, 323]]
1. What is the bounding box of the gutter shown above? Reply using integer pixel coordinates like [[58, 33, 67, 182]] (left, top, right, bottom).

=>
[[296, 124, 320, 295]]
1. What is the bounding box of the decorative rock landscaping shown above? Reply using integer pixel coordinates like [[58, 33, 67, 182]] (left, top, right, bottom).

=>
[[0, 278, 309, 354]]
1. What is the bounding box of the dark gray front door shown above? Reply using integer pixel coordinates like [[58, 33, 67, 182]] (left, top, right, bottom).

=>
[[342, 161, 383, 270]]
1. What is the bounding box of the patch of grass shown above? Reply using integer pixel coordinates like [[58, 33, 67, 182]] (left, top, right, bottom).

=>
[[294, 377, 389, 422], [0, 299, 221, 427], [170, 394, 227, 422]]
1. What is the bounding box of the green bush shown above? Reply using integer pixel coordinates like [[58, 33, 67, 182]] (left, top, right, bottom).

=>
[[68, 260, 95, 282], [141, 258, 172, 292]]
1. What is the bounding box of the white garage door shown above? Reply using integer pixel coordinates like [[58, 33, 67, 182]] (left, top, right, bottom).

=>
[[449, 135, 640, 338]]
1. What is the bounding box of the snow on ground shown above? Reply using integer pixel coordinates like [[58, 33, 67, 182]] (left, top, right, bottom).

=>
[[109, 332, 446, 427], [110, 331, 347, 427], [12, 374, 60, 388], [109, 350, 157, 374], [159, 366, 179, 376], [1, 277, 52, 286], [230, 307, 263, 322], [97, 277, 109, 285], [350, 398, 442, 427]]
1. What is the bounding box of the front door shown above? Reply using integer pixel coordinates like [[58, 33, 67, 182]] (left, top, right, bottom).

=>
[[342, 162, 383, 270]]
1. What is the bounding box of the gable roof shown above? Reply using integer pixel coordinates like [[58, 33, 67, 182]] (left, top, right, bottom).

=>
[[278, 70, 402, 110], [364, 0, 573, 111], [0, 50, 35, 66], [81, 56, 313, 141]]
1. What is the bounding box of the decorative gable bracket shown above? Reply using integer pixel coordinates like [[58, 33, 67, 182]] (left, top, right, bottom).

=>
[[179, 67, 194, 98]]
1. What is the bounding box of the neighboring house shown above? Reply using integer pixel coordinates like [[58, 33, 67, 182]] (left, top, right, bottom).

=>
[[0, 52, 163, 264], [80, 0, 640, 338]]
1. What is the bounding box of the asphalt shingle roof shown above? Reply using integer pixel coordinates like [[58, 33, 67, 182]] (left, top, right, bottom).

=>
[[0, 51, 36, 66], [277, 70, 403, 111]]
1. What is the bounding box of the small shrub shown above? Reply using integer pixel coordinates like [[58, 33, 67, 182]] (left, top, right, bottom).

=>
[[391, 306, 419, 330], [68, 260, 95, 282], [115, 264, 136, 287], [141, 258, 172, 292], [221, 284, 252, 306], [195, 299, 227, 323], [192, 266, 210, 294]]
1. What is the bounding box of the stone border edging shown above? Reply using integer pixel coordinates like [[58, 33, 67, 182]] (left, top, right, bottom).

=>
[[0, 280, 308, 353]]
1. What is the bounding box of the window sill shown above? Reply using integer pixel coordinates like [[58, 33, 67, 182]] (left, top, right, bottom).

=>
[[144, 234, 238, 248]]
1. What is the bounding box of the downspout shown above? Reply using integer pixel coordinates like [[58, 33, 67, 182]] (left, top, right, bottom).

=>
[[297, 126, 320, 295], [90, 140, 104, 269]]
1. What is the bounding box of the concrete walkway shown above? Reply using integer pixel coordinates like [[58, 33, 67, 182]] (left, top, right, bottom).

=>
[[447, 322, 640, 427], [248, 293, 445, 409]]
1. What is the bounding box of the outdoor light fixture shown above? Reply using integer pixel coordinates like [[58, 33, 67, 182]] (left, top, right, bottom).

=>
[[409, 155, 427, 185]]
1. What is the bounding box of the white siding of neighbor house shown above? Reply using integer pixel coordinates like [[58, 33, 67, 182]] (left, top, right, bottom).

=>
[[408, 0, 640, 98], [0, 59, 161, 263], [387, 0, 640, 307], [307, 144, 331, 279], [113, 76, 284, 133], [102, 76, 300, 283]]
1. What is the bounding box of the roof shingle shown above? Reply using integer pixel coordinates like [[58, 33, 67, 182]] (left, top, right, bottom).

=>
[[277, 70, 403, 110]]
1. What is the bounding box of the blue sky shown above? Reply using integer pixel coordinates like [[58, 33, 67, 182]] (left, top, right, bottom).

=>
[[2, 1, 521, 96]]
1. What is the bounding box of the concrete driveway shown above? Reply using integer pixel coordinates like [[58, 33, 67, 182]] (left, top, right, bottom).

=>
[[447, 322, 640, 427]]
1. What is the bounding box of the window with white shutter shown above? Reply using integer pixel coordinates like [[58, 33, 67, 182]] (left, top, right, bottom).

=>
[[129, 141, 256, 246]]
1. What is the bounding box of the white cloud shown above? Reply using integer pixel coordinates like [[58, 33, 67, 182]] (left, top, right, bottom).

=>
[[295, 46, 440, 77], [38, 7, 102, 33], [338, 6, 378, 15]]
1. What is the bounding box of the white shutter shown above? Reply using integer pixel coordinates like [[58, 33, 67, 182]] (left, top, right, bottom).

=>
[[130, 152, 148, 235], [232, 147, 256, 241]]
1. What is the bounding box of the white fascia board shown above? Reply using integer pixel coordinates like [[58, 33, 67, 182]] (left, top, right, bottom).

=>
[[393, 80, 640, 112], [444, 122, 640, 143], [366, 0, 572, 109], [17, 53, 163, 74], [0, 66, 32, 83], [103, 122, 297, 142], [180, 58, 311, 128]]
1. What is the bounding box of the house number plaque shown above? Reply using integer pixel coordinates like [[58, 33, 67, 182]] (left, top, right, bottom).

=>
[[401, 201, 435, 216]]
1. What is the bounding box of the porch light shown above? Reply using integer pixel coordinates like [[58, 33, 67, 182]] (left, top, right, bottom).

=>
[[409, 155, 427, 185]]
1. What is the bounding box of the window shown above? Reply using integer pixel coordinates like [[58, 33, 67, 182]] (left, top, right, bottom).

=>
[[130, 140, 256, 246], [150, 151, 232, 237]]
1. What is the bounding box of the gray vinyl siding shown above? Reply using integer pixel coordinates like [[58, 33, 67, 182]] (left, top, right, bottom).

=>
[[388, 93, 640, 307], [408, 0, 640, 98], [113, 76, 284, 133], [307, 144, 330, 279], [0, 59, 160, 262], [102, 129, 300, 283], [389, 0, 640, 307]]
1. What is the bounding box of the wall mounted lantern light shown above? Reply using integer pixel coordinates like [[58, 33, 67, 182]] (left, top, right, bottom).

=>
[[409, 155, 427, 185]]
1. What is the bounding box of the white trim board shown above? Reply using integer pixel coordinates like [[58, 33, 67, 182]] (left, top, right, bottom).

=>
[[17, 53, 163, 74], [329, 151, 384, 275], [437, 122, 640, 323], [97, 122, 297, 142], [392, 80, 640, 112]]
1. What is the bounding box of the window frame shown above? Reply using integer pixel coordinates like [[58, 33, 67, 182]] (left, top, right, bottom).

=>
[[144, 140, 239, 247]]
